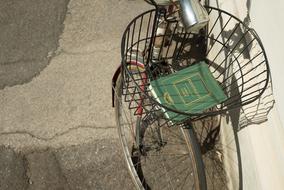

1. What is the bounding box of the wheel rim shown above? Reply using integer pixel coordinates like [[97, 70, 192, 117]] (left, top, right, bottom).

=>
[[115, 78, 203, 190]]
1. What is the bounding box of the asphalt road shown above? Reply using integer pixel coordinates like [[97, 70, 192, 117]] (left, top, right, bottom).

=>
[[0, 0, 151, 189]]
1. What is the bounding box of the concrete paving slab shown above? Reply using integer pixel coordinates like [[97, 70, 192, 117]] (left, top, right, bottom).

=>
[[26, 151, 68, 190], [0, 139, 134, 190], [54, 139, 133, 190]]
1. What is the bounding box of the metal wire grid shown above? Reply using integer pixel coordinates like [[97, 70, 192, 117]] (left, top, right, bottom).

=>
[[120, 6, 270, 124]]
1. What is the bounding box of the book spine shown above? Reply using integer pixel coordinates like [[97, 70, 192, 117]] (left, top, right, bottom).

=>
[[149, 84, 171, 120]]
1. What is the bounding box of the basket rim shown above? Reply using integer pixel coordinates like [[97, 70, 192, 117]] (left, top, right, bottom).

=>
[[120, 6, 271, 118]]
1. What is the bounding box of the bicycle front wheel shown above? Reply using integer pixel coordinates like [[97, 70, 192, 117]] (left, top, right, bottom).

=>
[[114, 75, 207, 190]]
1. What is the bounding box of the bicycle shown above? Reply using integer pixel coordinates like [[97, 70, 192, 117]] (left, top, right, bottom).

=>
[[112, 0, 270, 189]]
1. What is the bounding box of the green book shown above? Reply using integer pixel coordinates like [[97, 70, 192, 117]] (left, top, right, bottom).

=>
[[149, 61, 227, 122]]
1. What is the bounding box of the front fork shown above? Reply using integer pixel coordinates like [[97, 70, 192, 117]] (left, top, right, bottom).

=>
[[136, 116, 164, 155], [136, 116, 147, 154]]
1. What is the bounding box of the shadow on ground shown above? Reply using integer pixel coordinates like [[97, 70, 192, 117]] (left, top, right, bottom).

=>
[[0, 139, 133, 190]]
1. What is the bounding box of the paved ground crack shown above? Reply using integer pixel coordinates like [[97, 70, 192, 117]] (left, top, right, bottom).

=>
[[22, 155, 32, 189], [0, 125, 116, 142]]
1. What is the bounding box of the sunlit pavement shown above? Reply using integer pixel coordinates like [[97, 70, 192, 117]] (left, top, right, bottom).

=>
[[0, 0, 151, 189]]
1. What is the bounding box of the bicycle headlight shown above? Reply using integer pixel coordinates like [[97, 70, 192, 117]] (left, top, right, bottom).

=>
[[179, 0, 209, 32]]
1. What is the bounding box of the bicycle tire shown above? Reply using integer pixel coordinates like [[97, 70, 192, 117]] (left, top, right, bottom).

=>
[[114, 74, 207, 190]]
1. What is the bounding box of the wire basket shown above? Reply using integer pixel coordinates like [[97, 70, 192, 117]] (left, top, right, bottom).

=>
[[120, 6, 270, 125]]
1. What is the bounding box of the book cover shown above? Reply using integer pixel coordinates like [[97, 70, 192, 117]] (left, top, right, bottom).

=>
[[149, 61, 227, 122]]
